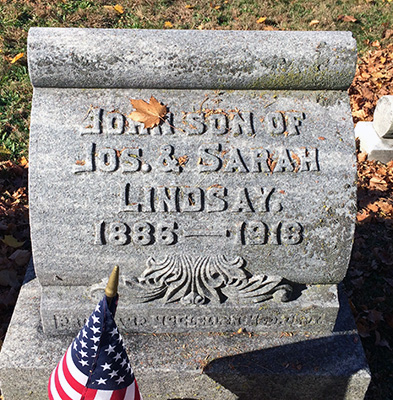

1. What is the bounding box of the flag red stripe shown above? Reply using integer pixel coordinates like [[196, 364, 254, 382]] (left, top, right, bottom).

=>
[[110, 387, 127, 399], [81, 388, 98, 400], [54, 362, 74, 400], [62, 349, 86, 394]]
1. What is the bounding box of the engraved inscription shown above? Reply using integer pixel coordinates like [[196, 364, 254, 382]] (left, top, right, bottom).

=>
[[51, 312, 326, 332], [128, 313, 326, 329], [80, 108, 103, 135], [95, 221, 178, 246], [74, 143, 319, 174], [122, 186, 282, 213], [236, 220, 303, 245], [74, 143, 147, 174], [72, 102, 326, 312], [197, 145, 319, 173], [157, 145, 180, 172], [53, 314, 87, 330], [95, 219, 303, 246], [79, 108, 305, 137], [264, 111, 304, 136]]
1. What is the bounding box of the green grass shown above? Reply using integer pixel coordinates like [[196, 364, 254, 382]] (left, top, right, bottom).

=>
[[0, 0, 392, 159]]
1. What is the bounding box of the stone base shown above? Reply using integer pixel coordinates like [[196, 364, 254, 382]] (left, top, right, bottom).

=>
[[0, 277, 371, 400], [356, 121, 393, 163], [41, 283, 341, 335]]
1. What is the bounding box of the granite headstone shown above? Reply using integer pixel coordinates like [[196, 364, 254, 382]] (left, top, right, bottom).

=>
[[356, 95, 393, 163], [0, 28, 371, 399]]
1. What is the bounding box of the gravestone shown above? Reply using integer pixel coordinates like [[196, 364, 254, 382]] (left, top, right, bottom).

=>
[[0, 28, 371, 399], [356, 95, 393, 162]]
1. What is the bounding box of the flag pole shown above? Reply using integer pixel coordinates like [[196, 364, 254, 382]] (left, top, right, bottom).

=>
[[105, 265, 119, 306]]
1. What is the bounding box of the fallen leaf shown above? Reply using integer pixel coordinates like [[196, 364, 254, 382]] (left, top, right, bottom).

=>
[[0, 269, 19, 287], [361, 71, 371, 79], [129, 96, 168, 129], [371, 40, 380, 48], [1, 235, 25, 248], [352, 109, 366, 119], [164, 21, 173, 28], [185, 4, 194, 9], [113, 4, 124, 13], [375, 331, 391, 348], [385, 313, 393, 329], [383, 29, 393, 40], [337, 15, 357, 23], [370, 176, 386, 184], [357, 152, 367, 162], [357, 319, 371, 338], [357, 209, 371, 222], [8, 249, 31, 266], [367, 203, 379, 212], [257, 17, 267, 24], [0, 146, 11, 161], [378, 201, 393, 214], [309, 19, 319, 26], [19, 156, 28, 167], [374, 248, 393, 265], [10, 52, 24, 64]]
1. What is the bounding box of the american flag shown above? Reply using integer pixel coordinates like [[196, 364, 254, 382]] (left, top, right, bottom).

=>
[[48, 294, 142, 400]]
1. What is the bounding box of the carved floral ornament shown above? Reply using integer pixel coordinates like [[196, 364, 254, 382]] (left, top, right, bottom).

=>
[[90, 255, 292, 305]]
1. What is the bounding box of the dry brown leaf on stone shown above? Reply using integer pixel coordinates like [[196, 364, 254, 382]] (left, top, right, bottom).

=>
[[129, 96, 168, 129]]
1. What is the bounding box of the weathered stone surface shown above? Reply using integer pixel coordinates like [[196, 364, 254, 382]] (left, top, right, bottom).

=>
[[0, 274, 371, 400], [373, 95, 393, 138], [30, 89, 356, 289], [29, 88, 357, 330], [42, 283, 341, 335], [28, 28, 356, 90]]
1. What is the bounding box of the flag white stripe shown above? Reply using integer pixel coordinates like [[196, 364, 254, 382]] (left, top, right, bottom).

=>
[[58, 352, 82, 400], [124, 382, 136, 400], [66, 345, 89, 386], [49, 369, 63, 400], [93, 390, 115, 399]]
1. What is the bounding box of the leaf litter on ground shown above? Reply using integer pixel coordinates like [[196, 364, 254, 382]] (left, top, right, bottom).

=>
[[0, 160, 30, 348]]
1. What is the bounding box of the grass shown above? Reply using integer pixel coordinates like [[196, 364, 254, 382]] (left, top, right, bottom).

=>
[[0, 0, 393, 157], [0, 0, 392, 158]]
